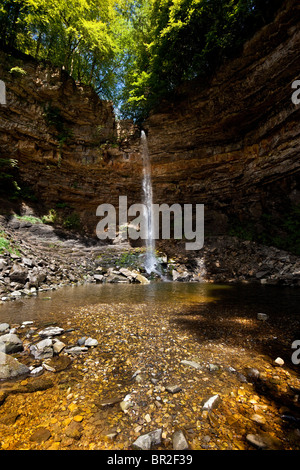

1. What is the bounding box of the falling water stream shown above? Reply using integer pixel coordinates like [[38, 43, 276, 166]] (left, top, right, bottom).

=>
[[141, 130, 157, 274]]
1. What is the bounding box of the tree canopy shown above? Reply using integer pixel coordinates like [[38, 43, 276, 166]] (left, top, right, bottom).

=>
[[0, 0, 285, 120]]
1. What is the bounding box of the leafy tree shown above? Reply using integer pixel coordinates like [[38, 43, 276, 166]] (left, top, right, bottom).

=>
[[120, 0, 285, 121]]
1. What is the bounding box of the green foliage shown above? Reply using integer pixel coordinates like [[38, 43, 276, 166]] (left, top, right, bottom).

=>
[[0, 231, 21, 256], [41, 209, 57, 224], [119, 0, 285, 121], [15, 214, 43, 224], [9, 66, 27, 75], [0, 0, 285, 119]]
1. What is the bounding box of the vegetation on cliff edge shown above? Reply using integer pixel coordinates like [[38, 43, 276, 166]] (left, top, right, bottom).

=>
[[0, 0, 284, 120]]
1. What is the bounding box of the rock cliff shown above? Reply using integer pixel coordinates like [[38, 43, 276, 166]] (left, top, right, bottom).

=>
[[146, 0, 300, 240], [0, 0, 299, 251], [0, 53, 142, 234]]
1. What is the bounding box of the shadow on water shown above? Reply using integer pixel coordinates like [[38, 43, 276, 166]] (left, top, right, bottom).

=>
[[170, 283, 300, 373], [1, 282, 299, 371]]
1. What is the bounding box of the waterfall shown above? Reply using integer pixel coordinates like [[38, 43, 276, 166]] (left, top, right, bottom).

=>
[[141, 130, 157, 274]]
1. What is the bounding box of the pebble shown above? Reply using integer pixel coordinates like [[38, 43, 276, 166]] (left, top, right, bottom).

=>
[[172, 430, 189, 450], [181, 359, 202, 370], [165, 384, 182, 394], [202, 394, 220, 411], [274, 357, 284, 367]]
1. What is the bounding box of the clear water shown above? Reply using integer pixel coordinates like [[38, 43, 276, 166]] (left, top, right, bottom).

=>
[[0, 281, 299, 326]]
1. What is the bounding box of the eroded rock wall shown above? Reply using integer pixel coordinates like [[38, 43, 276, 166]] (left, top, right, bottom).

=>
[[0, 53, 142, 234], [146, 0, 300, 236]]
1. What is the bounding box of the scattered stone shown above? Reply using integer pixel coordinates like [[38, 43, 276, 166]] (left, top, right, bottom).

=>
[[52, 338, 66, 354], [257, 313, 268, 321], [77, 337, 87, 346], [38, 326, 64, 337], [0, 351, 30, 380], [30, 338, 53, 359], [65, 346, 88, 355], [42, 362, 56, 372], [246, 433, 268, 449], [274, 357, 284, 367], [181, 359, 202, 370], [251, 414, 266, 425], [84, 337, 98, 347], [0, 323, 10, 333], [172, 430, 189, 450], [30, 366, 44, 376], [9, 263, 28, 284], [65, 420, 83, 440], [132, 428, 162, 450], [208, 363, 219, 372], [0, 333, 23, 354], [202, 394, 220, 411], [132, 433, 152, 450], [30, 427, 51, 443], [120, 394, 133, 411], [165, 384, 182, 394]]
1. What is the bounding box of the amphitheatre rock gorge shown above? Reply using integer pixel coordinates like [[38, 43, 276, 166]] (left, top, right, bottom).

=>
[[0, 53, 143, 234], [0, 0, 299, 244], [146, 0, 300, 235]]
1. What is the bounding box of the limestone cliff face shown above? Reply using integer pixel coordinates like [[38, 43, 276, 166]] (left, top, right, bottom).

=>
[[146, 0, 300, 235], [0, 53, 142, 234], [0, 0, 299, 244]]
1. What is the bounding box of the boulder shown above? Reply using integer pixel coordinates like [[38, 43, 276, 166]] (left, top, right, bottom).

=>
[[30, 338, 53, 359], [0, 333, 23, 353], [0, 323, 10, 333], [38, 326, 64, 337], [132, 429, 162, 450], [0, 351, 29, 380], [9, 263, 28, 284]]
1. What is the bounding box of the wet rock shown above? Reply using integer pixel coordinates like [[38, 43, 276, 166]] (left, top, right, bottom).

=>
[[65, 420, 83, 440], [0, 333, 23, 353], [0, 323, 10, 333], [98, 396, 123, 408], [44, 355, 72, 372], [246, 368, 260, 381], [9, 263, 28, 284], [246, 433, 268, 449], [181, 359, 202, 370], [251, 414, 266, 425], [84, 337, 98, 347], [0, 351, 30, 379], [65, 346, 88, 355], [274, 357, 284, 367], [52, 338, 66, 354], [30, 427, 51, 443], [132, 428, 162, 450], [202, 394, 220, 411], [166, 384, 182, 394], [0, 411, 20, 425], [172, 430, 189, 450], [30, 338, 53, 359], [257, 313, 268, 321], [24, 376, 54, 393], [38, 326, 64, 337]]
